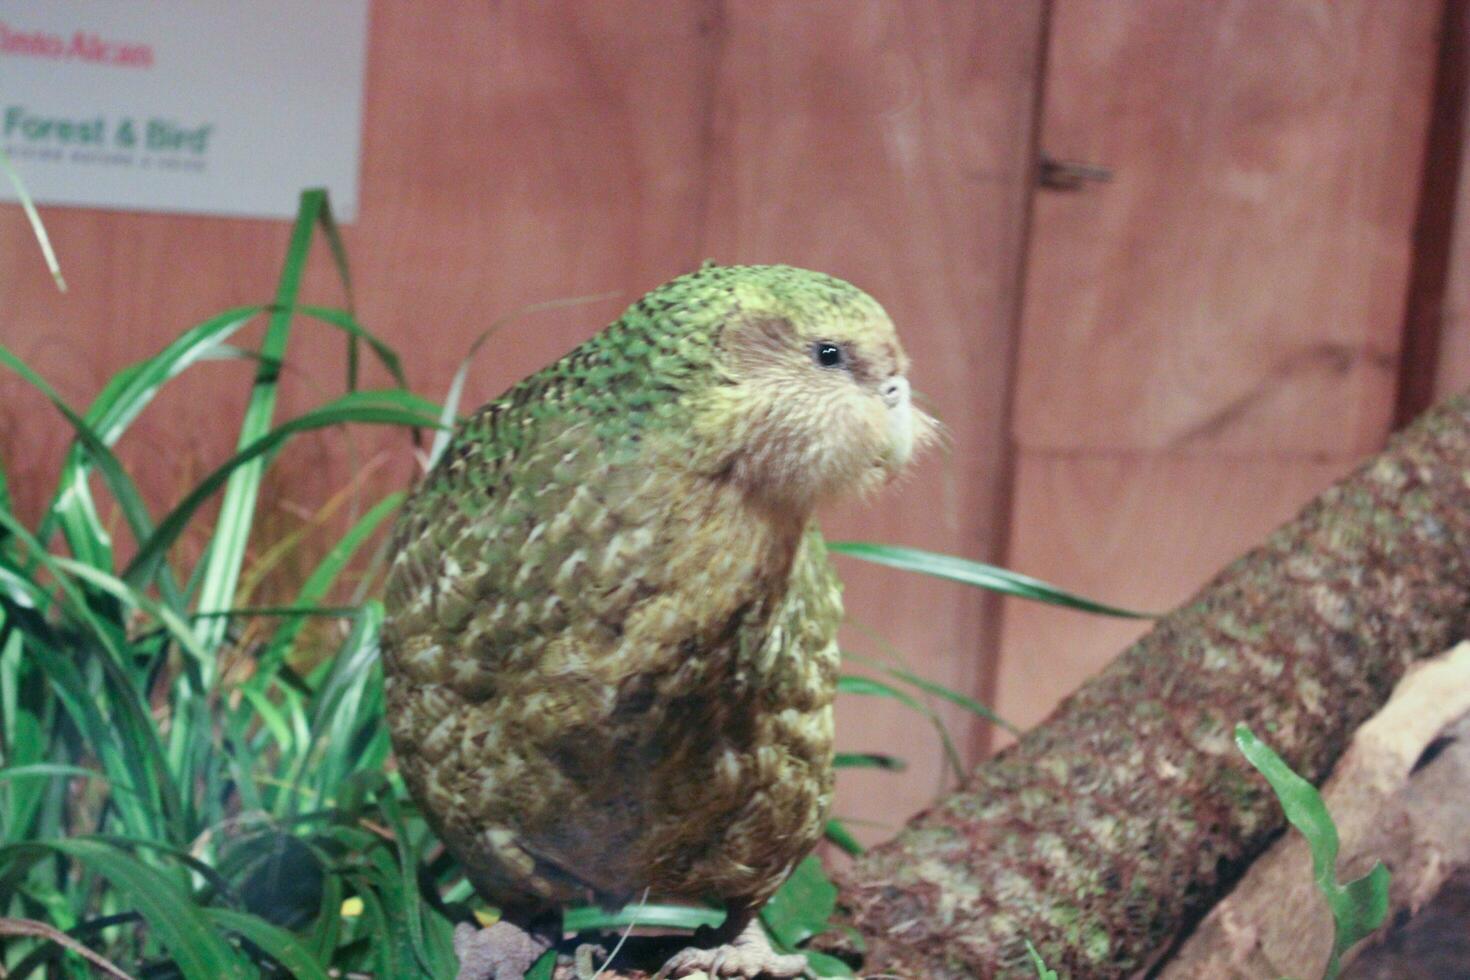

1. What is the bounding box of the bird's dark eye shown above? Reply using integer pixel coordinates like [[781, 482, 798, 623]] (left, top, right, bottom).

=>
[[814, 342, 846, 369]]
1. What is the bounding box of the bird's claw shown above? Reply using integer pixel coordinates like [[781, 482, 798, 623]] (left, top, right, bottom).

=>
[[654, 921, 808, 979]]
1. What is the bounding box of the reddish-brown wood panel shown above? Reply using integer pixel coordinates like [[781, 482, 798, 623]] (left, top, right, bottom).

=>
[[0, 2, 1045, 835], [692, 0, 1045, 836], [1430, 5, 1470, 400], [1013, 1, 1440, 455], [995, 1, 1444, 738], [1433, 152, 1470, 396]]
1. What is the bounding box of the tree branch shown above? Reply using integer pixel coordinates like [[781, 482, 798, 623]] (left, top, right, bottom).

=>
[[1163, 643, 1470, 977], [838, 395, 1470, 978]]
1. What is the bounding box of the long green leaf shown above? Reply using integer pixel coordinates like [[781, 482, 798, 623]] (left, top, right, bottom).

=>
[[250, 492, 403, 692], [1234, 724, 1390, 979], [0, 146, 65, 290], [311, 195, 359, 389], [823, 819, 864, 857], [0, 697, 49, 841], [293, 305, 406, 388], [33, 307, 261, 557], [830, 542, 1153, 618], [0, 344, 118, 573], [0, 341, 189, 613], [0, 764, 126, 792], [205, 908, 331, 980], [0, 839, 252, 979], [1026, 939, 1059, 980], [563, 903, 723, 932], [843, 649, 1019, 736], [288, 603, 386, 811], [126, 396, 441, 587], [832, 752, 906, 771], [526, 950, 557, 980], [0, 511, 181, 841], [760, 855, 837, 950], [52, 558, 208, 675], [195, 189, 327, 654], [837, 674, 964, 781]]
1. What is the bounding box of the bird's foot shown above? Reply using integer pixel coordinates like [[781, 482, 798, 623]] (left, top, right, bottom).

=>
[[573, 941, 609, 979], [654, 920, 807, 979], [454, 920, 553, 980]]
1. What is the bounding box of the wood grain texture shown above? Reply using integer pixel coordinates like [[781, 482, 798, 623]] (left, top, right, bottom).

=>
[[692, 0, 1046, 837], [995, 2, 1444, 755], [1395, 0, 1467, 422], [1430, 3, 1470, 400], [0, 2, 1044, 836], [994, 452, 1347, 736], [1014, 0, 1440, 455]]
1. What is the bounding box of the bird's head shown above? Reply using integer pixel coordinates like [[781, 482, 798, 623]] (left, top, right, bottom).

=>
[[678, 265, 938, 515]]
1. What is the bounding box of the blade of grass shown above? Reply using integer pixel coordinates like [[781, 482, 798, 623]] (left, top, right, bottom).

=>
[[248, 492, 402, 693], [527, 949, 557, 980], [829, 541, 1154, 618], [0, 707, 49, 842], [0, 146, 65, 291], [311, 194, 358, 390], [125, 396, 441, 588], [205, 908, 332, 980], [823, 819, 864, 856], [0, 511, 182, 841], [843, 647, 1019, 736], [0, 839, 252, 979], [832, 752, 907, 771], [1234, 724, 1390, 979], [235, 454, 390, 608], [283, 603, 387, 817], [1025, 939, 1059, 980], [837, 674, 965, 782], [563, 903, 724, 932], [30, 305, 264, 606], [760, 855, 838, 950], [293, 305, 405, 389], [0, 764, 131, 793], [0, 344, 120, 574], [194, 189, 327, 655]]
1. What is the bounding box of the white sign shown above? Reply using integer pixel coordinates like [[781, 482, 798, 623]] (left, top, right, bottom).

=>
[[0, 1, 368, 220]]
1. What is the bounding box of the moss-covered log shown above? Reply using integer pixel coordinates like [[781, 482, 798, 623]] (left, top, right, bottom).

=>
[[839, 396, 1470, 978]]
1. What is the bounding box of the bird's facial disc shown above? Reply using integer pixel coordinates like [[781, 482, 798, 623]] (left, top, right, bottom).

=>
[[705, 299, 934, 510]]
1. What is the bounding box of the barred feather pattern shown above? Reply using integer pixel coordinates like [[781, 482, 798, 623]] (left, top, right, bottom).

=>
[[382, 265, 864, 914]]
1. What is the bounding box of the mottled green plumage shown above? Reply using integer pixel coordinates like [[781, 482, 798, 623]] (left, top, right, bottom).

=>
[[382, 264, 920, 938]]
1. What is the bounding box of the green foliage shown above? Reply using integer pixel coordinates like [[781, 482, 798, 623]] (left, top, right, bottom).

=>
[[526, 949, 558, 979], [0, 190, 453, 978], [829, 541, 1155, 619], [1234, 724, 1391, 980], [0, 145, 65, 290], [760, 857, 854, 977], [0, 186, 1143, 977], [1025, 938, 1059, 979]]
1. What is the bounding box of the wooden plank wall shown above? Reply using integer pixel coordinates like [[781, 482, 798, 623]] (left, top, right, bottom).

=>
[[993, 1, 1445, 735], [2, 0, 1459, 837], [0, 2, 1045, 837], [1429, 2, 1470, 403]]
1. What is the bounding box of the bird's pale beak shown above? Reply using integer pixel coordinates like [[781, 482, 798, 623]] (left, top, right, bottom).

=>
[[881, 376, 917, 470]]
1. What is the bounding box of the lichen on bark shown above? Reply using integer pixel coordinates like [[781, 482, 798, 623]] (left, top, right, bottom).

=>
[[838, 396, 1470, 978]]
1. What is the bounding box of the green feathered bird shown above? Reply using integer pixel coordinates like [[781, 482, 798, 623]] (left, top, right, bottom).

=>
[[382, 263, 932, 979]]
